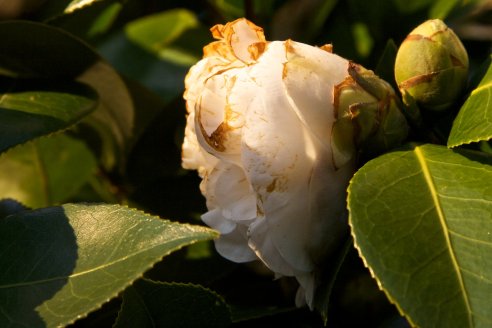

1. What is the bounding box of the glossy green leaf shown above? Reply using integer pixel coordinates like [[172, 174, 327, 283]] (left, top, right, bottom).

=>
[[77, 60, 135, 170], [0, 21, 98, 78], [0, 204, 218, 327], [429, 0, 460, 19], [114, 279, 231, 328], [125, 9, 202, 65], [0, 134, 97, 208], [0, 78, 97, 154], [65, 0, 107, 13], [97, 29, 191, 102], [0, 21, 136, 169], [51, 2, 123, 39], [305, 0, 338, 40], [348, 144, 492, 327], [209, 0, 244, 21], [0, 199, 29, 219], [375, 39, 398, 90], [35, 0, 112, 21], [448, 56, 492, 147]]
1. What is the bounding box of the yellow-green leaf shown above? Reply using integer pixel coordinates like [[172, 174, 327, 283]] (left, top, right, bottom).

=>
[[448, 56, 492, 147], [0, 204, 218, 327], [348, 144, 492, 327]]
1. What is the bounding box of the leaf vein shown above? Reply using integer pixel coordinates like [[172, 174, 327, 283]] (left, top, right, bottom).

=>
[[414, 146, 473, 327]]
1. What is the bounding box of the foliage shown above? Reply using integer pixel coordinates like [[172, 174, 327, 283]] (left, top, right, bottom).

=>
[[0, 0, 490, 327]]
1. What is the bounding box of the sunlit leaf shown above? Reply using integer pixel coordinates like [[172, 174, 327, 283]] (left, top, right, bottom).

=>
[[125, 9, 202, 65], [448, 56, 492, 147], [50, 1, 123, 39], [0, 78, 97, 154], [35, 0, 115, 21], [0, 204, 218, 327], [0, 134, 97, 208], [351, 22, 373, 58], [114, 279, 231, 328], [348, 144, 492, 327]]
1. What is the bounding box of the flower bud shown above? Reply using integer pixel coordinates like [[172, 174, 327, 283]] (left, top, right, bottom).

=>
[[182, 18, 408, 308], [395, 19, 469, 111], [332, 63, 408, 164]]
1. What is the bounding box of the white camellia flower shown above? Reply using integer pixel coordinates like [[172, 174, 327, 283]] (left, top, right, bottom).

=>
[[182, 18, 407, 308]]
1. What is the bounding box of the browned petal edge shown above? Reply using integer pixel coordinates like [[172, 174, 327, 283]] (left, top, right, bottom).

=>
[[224, 18, 266, 50], [198, 117, 229, 152], [320, 44, 333, 53], [210, 23, 225, 39], [197, 75, 240, 153], [248, 41, 267, 61], [281, 39, 296, 79], [398, 71, 439, 90], [204, 40, 240, 62], [245, 19, 266, 42], [333, 75, 356, 120]]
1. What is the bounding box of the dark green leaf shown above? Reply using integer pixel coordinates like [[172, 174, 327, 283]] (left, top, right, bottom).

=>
[[114, 279, 231, 328], [125, 9, 202, 66], [313, 237, 354, 325], [305, 0, 338, 40], [375, 39, 398, 90], [0, 21, 137, 168], [429, 0, 460, 19], [36, 0, 114, 22], [0, 78, 97, 153], [76, 60, 135, 170], [0, 204, 218, 327], [0, 199, 29, 219], [448, 56, 492, 147], [209, 0, 244, 21], [0, 21, 98, 78], [97, 29, 190, 102], [48, 1, 124, 39], [392, 0, 435, 14], [348, 144, 492, 327], [0, 134, 97, 208]]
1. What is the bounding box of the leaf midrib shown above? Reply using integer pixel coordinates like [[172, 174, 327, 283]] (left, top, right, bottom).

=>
[[0, 236, 204, 289], [414, 146, 473, 327]]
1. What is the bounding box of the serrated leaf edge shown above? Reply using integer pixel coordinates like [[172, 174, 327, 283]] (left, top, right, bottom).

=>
[[2, 203, 218, 327], [347, 160, 416, 327], [112, 278, 231, 327]]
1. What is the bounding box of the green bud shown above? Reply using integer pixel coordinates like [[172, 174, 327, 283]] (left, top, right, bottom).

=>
[[332, 62, 409, 167], [395, 19, 469, 111]]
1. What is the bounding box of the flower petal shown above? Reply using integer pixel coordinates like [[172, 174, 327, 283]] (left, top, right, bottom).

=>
[[282, 40, 349, 153], [247, 218, 295, 276], [215, 224, 257, 263], [205, 162, 257, 222], [202, 208, 236, 234], [240, 42, 318, 273]]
